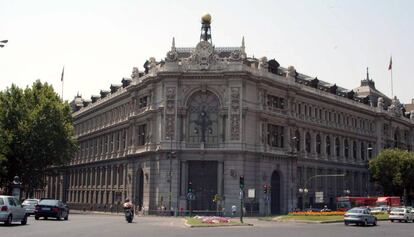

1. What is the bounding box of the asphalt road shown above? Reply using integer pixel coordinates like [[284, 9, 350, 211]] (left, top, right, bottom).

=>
[[1, 214, 413, 237]]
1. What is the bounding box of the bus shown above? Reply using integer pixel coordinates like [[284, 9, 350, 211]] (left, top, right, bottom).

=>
[[336, 196, 378, 211], [376, 196, 401, 207]]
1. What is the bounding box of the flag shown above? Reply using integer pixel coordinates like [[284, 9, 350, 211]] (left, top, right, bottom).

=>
[[388, 57, 392, 70], [61, 66, 65, 82]]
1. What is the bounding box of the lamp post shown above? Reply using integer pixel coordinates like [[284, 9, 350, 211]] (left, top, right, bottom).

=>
[[299, 173, 346, 210], [0, 40, 8, 48]]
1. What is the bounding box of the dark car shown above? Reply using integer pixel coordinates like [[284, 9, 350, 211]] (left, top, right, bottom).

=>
[[34, 199, 69, 221]]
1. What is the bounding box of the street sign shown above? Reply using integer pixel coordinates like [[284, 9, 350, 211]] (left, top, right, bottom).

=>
[[187, 192, 195, 201], [315, 191, 324, 203], [248, 189, 255, 198]]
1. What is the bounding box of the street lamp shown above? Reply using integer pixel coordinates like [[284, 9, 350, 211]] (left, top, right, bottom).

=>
[[298, 188, 308, 210], [0, 40, 8, 48]]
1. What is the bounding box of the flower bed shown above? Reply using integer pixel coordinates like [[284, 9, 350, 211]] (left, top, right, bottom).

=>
[[288, 211, 345, 216], [193, 215, 231, 224]]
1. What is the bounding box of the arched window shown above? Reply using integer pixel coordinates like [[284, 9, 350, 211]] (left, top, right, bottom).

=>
[[394, 129, 400, 148], [187, 91, 220, 145], [368, 143, 373, 159], [295, 130, 300, 151], [353, 141, 357, 160], [344, 139, 349, 158], [361, 142, 365, 160], [326, 136, 331, 156], [305, 132, 311, 153], [335, 138, 340, 157], [316, 134, 321, 154]]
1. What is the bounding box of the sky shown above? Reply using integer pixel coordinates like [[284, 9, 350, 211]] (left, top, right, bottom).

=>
[[0, 0, 413, 103]]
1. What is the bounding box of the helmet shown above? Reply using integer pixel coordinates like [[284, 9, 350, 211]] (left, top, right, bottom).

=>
[[125, 198, 130, 202]]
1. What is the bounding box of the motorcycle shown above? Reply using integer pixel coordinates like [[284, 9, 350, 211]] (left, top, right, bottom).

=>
[[124, 208, 134, 223]]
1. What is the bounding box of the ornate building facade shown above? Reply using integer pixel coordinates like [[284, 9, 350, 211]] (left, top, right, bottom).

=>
[[39, 15, 414, 215]]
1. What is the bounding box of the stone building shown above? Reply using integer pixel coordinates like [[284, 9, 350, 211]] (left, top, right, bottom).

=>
[[39, 14, 414, 215]]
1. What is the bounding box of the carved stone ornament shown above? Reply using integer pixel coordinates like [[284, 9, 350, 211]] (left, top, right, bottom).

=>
[[166, 50, 178, 62], [389, 96, 403, 117], [286, 66, 296, 80], [258, 57, 268, 70], [131, 67, 139, 79], [229, 49, 243, 61], [192, 41, 215, 70]]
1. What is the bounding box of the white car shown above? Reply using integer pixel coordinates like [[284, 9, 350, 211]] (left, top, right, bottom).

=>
[[22, 199, 39, 216], [389, 207, 414, 223], [0, 195, 28, 225]]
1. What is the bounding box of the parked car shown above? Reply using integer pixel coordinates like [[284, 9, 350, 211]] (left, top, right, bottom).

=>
[[344, 207, 377, 226], [370, 206, 388, 214], [34, 199, 69, 221], [0, 195, 28, 225], [389, 207, 414, 223], [22, 199, 39, 216]]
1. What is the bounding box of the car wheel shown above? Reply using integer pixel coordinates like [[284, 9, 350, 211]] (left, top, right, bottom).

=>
[[56, 213, 61, 221], [363, 220, 368, 226], [405, 218, 408, 223], [5, 215, 12, 225], [390, 219, 394, 222], [64, 214, 68, 221], [344, 221, 349, 226], [373, 219, 377, 226], [44, 217, 48, 220], [21, 214, 27, 225], [398, 220, 401, 222], [35, 215, 39, 220]]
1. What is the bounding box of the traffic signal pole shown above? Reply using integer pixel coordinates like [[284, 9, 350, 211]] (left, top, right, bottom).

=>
[[239, 176, 244, 223]]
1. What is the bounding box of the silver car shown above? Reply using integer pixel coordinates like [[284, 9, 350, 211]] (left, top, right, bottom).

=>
[[0, 195, 28, 225], [22, 199, 39, 216], [344, 207, 377, 226]]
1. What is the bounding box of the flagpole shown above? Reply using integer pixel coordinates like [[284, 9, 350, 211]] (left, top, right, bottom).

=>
[[61, 66, 65, 101]]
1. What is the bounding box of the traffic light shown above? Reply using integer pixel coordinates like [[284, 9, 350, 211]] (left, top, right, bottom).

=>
[[188, 181, 193, 193], [263, 184, 268, 194], [239, 175, 245, 189]]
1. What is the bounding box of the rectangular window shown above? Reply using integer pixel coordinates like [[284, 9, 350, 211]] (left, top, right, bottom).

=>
[[267, 124, 284, 148], [138, 124, 147, 146], [267, 95, 285, 109], [139, 96, 148, 109]]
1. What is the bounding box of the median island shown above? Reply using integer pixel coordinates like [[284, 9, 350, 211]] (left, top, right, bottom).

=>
[[260, 211, 389, 223], [185, 216, 252, 227]]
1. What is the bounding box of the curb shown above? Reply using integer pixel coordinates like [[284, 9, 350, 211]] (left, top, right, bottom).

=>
[[267, 218, 389, 224], [184, 219, 253, 228]]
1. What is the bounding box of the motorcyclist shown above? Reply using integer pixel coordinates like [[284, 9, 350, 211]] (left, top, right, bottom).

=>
[[123, 198, 134, 216]]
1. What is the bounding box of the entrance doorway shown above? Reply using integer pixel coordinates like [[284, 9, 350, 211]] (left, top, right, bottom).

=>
[[188, 161, 218, 211], [271, 170, 281, 214], [135, 169, 144, 211]]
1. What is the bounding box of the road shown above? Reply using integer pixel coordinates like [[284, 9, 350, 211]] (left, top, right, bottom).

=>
[[1, 214, 413, 237]]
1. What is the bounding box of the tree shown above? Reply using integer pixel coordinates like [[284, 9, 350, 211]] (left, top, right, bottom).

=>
[[0, 81, 77, 196], [369, 149, 414, 200]]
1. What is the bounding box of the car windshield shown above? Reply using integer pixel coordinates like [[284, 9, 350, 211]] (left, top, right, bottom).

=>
[[371, 207, 381, 211], [39, 199, 59, 206], [347, 209, 364, 214], [391, 208, 404, 212]]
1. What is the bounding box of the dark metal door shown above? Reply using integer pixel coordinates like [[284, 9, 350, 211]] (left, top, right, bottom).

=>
[[271, 171, 281, 214], [188, 161, 218, 210]]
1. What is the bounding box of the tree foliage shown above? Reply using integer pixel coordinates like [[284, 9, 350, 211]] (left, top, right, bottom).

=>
[[369, 149, 414, 196], [0, 81, 77, 195]]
